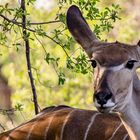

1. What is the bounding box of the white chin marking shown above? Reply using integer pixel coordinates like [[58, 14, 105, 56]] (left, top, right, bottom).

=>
[[94, 99, 115, 108], [94, 100, 101, 107], [104, 99, 115, 107]]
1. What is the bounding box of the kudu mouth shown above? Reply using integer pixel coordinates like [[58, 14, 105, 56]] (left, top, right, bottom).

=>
[[94, 90, 115, 113]]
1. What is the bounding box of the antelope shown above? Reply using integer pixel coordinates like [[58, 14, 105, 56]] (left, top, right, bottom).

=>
[[0, 105, 129, 140], [0, 4, 139, 140], [66, 5, 140, 140]]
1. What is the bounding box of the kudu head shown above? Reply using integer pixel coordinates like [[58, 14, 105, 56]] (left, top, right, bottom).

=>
[[67, 5, 140, 113]]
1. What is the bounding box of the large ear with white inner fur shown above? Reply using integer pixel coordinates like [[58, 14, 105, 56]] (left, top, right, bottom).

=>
[[66, 5, 99, 57]]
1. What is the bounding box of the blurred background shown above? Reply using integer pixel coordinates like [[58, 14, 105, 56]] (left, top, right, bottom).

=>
[[0, 0, 140, 131]]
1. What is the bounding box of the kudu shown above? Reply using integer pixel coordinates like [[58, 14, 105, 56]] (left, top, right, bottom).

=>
[[0, 105, 129, 140], [66, 5, 140, 140], [0, 5, 139, 140]]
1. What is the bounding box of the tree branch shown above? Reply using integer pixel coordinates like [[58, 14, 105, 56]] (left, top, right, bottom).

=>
[[0, 123, 5, 131], [29, 20, 61, 25], [0, 14, 69, 58], [0, 14, 21, 25], [0, 14, 60, 25], [21, 0, 39, 115]]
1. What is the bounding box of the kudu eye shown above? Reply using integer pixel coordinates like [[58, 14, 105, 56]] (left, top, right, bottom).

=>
[[90, 60, 97, 68], [125, 60, 137, 69]]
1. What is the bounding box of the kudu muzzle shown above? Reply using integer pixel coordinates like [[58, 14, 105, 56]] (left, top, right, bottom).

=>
[[94, 90, 113, 109]]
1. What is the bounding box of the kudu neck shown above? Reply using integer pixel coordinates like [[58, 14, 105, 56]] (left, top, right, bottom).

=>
[[120, 74, 140, 140]]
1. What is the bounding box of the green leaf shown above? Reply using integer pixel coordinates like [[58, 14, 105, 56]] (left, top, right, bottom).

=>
[[66, 58, 74, 69], [44, 53, 60, 65], [58, 13, 66, 24], [58, 72, 66, 85], [27, 0, 36, 5], [15, 103, 24, 111]]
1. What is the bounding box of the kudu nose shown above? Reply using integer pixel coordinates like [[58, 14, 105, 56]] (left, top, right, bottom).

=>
[[94, 91, 112, 108]]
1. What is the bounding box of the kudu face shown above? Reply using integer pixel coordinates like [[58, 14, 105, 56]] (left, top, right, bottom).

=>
[[92, 46, 139, 112], [67, 5, 140, 113]]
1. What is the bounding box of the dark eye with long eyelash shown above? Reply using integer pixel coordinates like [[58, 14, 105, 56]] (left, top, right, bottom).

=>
[[125, 60, 138, 69], [90, 60, 97, 68]]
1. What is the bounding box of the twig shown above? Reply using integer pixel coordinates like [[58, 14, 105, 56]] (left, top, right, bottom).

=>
[[34, 33, 47, 53], [31, 28, 70, 58], [7, 113, 15, 127], [0, 14, 61, 25], [0, 108, 15, 113], [0, 123, 5, 131], [29, 20, 61, 25], [0, 14, 21, 25], [21, 0, 39, 115]]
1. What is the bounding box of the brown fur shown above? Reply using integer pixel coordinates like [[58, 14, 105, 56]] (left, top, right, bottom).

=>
[[91, 42, 138, 66], [0, 106, 129, 140]]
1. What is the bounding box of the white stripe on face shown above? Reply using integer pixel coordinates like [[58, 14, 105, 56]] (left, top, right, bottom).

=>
[[108, 64, 124, 71], [84, 113, 100, 140], [94, 99, 115, 108], [99, 63, 124, 72]]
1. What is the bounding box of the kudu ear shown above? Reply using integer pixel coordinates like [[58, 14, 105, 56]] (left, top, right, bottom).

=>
[[66, 5, 99, 57]]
